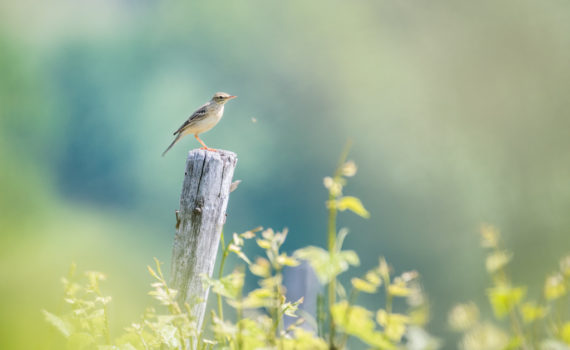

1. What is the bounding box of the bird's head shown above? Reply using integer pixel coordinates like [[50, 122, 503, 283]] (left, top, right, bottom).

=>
[[212, 92, 237, 104]]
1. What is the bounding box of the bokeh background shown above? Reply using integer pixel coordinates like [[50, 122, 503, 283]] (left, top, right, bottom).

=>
[[1, 0, 569, 348]]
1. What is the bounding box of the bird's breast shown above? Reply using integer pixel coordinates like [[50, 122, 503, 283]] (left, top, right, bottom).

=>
[[183, 106, 224, 135]]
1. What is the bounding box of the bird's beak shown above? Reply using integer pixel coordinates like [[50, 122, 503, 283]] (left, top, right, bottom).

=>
[[227, 95, 237, 100]]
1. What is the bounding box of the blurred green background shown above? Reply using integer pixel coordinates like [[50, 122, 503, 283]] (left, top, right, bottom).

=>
[[1, 0, 569, 348]]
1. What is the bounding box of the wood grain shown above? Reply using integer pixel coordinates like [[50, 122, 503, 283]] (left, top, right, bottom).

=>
[[170, 149, 237, 330]]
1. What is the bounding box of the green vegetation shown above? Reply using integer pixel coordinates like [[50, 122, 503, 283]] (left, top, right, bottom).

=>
[[449, 225, 570, 350], [3, 2, 570, 348], [42, 152, 570, 349], [43, 154, 437, 349], [31, 139, 570, 350]]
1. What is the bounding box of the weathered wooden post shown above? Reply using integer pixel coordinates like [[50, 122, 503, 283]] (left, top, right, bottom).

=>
[[170, 149, 237, 330]]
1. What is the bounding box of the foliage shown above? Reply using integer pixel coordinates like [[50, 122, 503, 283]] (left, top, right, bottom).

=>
[[448, 225, 570, 350], [44, 148, 438, 349], [44, 148, 570, 350]]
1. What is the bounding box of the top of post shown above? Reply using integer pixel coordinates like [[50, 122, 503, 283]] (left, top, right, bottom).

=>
[[186, 149, 237, 163]]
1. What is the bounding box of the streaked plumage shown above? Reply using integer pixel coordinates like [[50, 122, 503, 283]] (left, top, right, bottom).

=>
[[162, 92, 236, 156]]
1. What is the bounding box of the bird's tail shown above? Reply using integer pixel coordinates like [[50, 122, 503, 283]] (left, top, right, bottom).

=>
[[162, 134, 182, 157]]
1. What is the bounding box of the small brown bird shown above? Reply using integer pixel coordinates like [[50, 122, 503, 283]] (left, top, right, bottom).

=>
[[162, 92, 236, 156]]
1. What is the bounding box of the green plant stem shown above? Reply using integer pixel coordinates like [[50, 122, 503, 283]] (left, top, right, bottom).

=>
[[328, 191, 338, 349], [509, 308, 528, 350], [92, 286, 112, 345], [529, 296, 546, 349], [217, 231, 230, 321], [384, 273, 393, 314], [339, 289, 359, 349], [154, 261, 185, 349], [236, 266, 245, 350], [327, 140, 352, 350], [317, 293, 325, 338], [270, 270, 283, 346]]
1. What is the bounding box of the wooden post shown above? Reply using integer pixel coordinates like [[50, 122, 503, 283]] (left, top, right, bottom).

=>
[[170, 149, 237, 330]]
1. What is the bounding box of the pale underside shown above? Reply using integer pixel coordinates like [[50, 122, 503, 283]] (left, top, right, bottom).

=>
[[180, 105, 224, 136]]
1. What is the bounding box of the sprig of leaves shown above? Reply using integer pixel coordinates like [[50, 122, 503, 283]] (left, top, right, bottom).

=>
[[449, 225, 570, 349]]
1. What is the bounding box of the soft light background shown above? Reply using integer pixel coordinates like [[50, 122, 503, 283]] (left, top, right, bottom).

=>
[[1, 0, 569, 348]]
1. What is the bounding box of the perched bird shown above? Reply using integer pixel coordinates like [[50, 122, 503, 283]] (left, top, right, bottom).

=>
[[162, 92, 236, 156]]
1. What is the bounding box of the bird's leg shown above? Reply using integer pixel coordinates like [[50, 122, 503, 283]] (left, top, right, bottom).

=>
[[195, 134, 217, 151]]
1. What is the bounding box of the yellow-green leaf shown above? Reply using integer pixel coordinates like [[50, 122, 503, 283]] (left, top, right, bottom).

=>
[[521, 302, 546, 323], [561, 322, 570, 345], [351, 278, 377, 293], [42, 310, 73, 338], [365, 270, 382, 287], [250, 257, 271, 277], [388, 281, 411, 297], [276, 254, 300, 267], [331, 301, 395, 349], [256, 239, 271, 250], [334, 196, 370, 218], [376, 310, 409, 342], [294, 246, 359, 284], [544, 273, 567, 300], [487, 286, 525, 319]]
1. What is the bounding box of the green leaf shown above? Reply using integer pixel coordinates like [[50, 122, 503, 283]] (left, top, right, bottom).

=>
[[521, 302, 547, 323], [42, 310, 73, 338], [256, 239, 271, 250], [228, 244, 251, 265], [276, 253, 300, 267], [232, 233, 244, 246], [388, 279, 411, 297], [336, 228, 350, 252], [329, 196, 370, 218], [240, 227, 261, 239], [487, 286, 525, 319], [282, 328, 328, 349], [331, 301, 395, 349], [378, 257, 390, 283], [365, 270, 382, 287], [234, 318, 266, 348], [376, 310, 409, 342], [294, 246, 360, 284], [201, 271, 244, 300], [249, 257, 271, 277], [545, 273, 567, 300], [234, 288, 275, 309], [562, 322, 570, 345], [99, 345, 138, 350], [158, 325, 180, 348], [282, 297, 304, 317], [351, 277, 377, 293], [66, 333, 95, 350], [147, 266, 160, 281], [212, 316, 237, 339]]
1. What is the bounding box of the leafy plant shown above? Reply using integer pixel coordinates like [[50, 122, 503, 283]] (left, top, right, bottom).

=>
[[44, 147, 438, 349], [449, 225, 570, 350]]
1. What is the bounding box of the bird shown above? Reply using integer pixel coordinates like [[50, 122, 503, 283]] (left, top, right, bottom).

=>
[[162, 92, 236, 156]]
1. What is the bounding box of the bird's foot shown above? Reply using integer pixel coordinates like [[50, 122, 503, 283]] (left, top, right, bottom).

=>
[[200, 147, 218, 152]]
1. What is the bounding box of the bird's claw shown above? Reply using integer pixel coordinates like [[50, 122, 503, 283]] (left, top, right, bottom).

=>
[[200, 147, 218, 152]]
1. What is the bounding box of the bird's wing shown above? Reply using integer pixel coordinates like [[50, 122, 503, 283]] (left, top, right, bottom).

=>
[[173, 103, 210, 135]]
